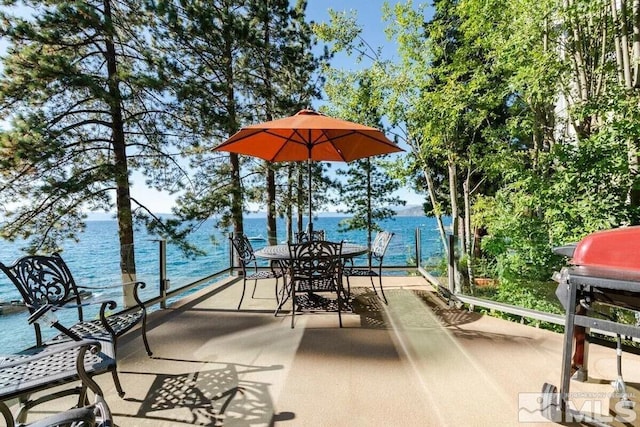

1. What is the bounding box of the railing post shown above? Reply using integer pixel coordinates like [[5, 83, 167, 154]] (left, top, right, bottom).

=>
[[229, 232, 235, 275], [158, 239, 169, 309], [415, 227, 421, 269]]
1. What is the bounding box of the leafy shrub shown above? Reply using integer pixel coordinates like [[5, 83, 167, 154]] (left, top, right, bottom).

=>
[[475, 278, 564, 331]]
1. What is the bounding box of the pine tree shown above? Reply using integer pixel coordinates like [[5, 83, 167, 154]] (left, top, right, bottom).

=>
[[242, 0, 326, 243], [0, 0, 178, 301], [337, 157, 404, 248], [148, 0, 253, 238]]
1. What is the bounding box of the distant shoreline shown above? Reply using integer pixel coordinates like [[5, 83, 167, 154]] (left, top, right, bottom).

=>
[[85, 205, 426, 221]]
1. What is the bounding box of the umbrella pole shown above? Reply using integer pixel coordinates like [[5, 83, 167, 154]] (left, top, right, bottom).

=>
[[307, 156, 313, 233]]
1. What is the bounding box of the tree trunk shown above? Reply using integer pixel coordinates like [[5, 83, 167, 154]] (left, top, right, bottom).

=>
[[104, 0, 136, 307], [261, 5, 278, 246], [633, 0, 640, 87], [222, 12, 243, 239], [266, 165, 277, 244], [420, 165, 448, 250], [612, 0, 627, 84], [611, 0, 640, 206], [366, 158, 373, 268], [463, 174, 475, 296], [286, 164, 294, 243], [447, 156, 462, 294], [620, 0, 633, 88], [632, 1, 640, 206], [230, 152, 244, 237], [296, 164, 304, 233]]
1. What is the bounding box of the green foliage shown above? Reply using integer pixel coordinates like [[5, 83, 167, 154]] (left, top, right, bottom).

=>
[[544, 134, 638, 241], [475, 278, 564, 331], [334, 156, 404, 233], [317, 47, 404, 240], [476, 123, 640, 282], [475, 187, 561, 281]]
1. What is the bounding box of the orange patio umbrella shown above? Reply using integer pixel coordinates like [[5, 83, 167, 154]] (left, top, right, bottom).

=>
[[213, 109, 403, 231]]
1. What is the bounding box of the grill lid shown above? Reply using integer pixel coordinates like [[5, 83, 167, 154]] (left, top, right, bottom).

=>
[[569, 226, 640, 271]]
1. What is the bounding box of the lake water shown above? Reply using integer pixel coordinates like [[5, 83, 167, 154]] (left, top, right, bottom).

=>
[[0, 215, 445, 353]]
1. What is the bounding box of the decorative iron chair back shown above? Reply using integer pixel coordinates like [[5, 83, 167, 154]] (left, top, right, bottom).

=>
[[0, 254, 85, 323], [288, 240, 343, 292], [230, 234, 257, 268], [287, 240, 344, 328], [294, 229, 326, 243], [371, 231, 394, 261], [230, 233, 284, 310]]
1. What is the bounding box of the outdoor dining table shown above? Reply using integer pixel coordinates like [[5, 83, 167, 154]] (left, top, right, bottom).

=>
[[254, 242, 368, 315], [254, 242, 368, 261]]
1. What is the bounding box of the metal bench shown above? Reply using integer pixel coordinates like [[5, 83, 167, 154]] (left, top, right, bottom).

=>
[[0, 253, 152, 397], [0, 339, 114, 426]]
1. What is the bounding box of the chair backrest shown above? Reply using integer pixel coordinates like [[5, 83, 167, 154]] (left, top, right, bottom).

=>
[[0, 253, 84, 346], [230, 234, 256, 267], [371, 231, 394, 262], [295, 229, 326, 243], [288, 240, 343, 292]]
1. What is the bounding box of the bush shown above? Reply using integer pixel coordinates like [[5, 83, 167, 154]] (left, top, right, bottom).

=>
[[475, 278, 564, 332]]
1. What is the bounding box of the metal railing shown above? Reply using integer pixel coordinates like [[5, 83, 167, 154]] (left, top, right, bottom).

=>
[[413, 230, 565, 326], [110, 228, 564, 328]]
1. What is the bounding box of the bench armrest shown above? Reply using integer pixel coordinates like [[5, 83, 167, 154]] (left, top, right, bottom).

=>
[[0, 339, 113, 426], [0, 339, 103, 369], [77, 281, 148, 309], [28, 300, 119, 341]]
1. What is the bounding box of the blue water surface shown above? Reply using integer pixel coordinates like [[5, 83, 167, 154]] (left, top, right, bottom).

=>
[[0, 216, 444, 353]]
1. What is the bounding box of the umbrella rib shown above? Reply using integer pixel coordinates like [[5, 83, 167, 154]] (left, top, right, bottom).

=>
[[316, 129, 401, 161], [318, 129, 347, 161], [329, 130, 398, 146], [263, 129, 304, 162], [291, 128, 315, 155], [215, 116, 402, 163]]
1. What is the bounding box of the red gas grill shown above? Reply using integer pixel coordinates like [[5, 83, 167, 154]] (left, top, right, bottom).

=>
[[543, 226, 640, 425]]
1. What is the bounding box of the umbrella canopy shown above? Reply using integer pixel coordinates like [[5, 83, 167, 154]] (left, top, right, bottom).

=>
[[213, 109, 404, 230]]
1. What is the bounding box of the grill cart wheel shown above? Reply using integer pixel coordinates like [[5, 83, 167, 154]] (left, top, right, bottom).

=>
[[541, 382, 559, 422]]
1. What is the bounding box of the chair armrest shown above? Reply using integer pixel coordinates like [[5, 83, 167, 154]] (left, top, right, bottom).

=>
[[0, 401, 12, 427], [58, 299, 121, 339]]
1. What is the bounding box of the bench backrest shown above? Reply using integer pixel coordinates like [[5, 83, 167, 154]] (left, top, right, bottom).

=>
[[0, 253, 84, 346]]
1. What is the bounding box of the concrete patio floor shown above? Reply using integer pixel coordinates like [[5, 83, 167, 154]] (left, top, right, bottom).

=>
[[10, 274, 640, 426]]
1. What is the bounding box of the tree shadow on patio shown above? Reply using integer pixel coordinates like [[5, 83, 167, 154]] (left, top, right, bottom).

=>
[[349, 286, 480, 330]]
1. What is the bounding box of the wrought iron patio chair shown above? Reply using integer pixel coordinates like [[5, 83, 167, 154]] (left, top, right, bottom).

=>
[[343, 231, 394, 303], [284, 240, 344, 328], [230, 234, 285, 310], [0, 339, 114, 427], [294, 229, 326, 243], [0, 253, 152, 397]]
